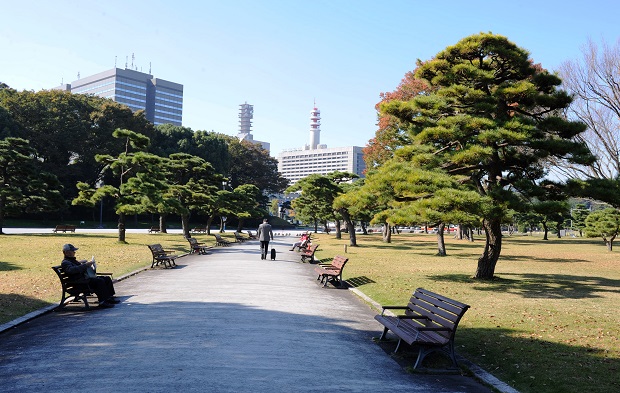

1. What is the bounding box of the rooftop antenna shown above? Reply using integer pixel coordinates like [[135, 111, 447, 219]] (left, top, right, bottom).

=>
[[131, 53, 135, 70], [125, 56, 128, 69], [115, 55, 117, 68], [149, 62, 151, 74], [77, 72, 80, 80]]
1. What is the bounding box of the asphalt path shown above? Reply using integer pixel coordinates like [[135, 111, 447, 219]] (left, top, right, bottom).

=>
[[0, 232, 501, 393]]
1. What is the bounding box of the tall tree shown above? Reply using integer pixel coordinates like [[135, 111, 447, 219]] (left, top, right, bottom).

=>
[[73, 129, 154, 242], [554, 38, 620, 180], [227, 139, 289, 195], [0, 137, 64, 234], [364, 69, 432, 169], [382, 33, 594, 279]]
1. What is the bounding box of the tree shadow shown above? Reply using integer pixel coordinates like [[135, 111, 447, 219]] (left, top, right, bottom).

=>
[[378, 325, 619, 393], [429, 273, 620, 299], [0, 261, 23, 272], [0, 300, 491, 393], [0, 294, 50, 325]]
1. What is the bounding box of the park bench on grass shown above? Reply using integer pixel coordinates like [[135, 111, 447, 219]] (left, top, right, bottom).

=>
[[300, 244, 319, 263], [148, 226, 160, 233], [147, 244, 177, 268], [374, 288, 470, 370], [53, 224, 76, 233], [51, 265, 113, 310], [192, 227, 207, 233], [314, 255, 349, 287], [212, 233, 232, 246], [186, 237, 212, 255], [234, 231, 248, 242], [246, 230, 258, 240]]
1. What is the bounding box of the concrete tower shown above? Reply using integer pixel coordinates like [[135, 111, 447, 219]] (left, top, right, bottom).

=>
[[309, 106, 321, 149], [238, 102, 254, 140]]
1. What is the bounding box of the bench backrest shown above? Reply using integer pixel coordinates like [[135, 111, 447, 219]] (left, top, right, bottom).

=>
[[329, 255, 348, 270], [52, 265, 88, 292], [187, 238, 198, 246], [304, 244, 318, 254], [405, 288, 470, 341], [148, 244, 166, 256]]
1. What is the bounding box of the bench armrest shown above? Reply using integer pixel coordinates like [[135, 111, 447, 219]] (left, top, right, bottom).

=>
[[380, 306, 410, 316], [96, 272, 113, 276], [416, 327, 451, 332]]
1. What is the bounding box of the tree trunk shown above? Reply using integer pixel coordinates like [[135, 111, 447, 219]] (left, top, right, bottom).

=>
[[313, 219, 318, 233], [556, 223, 562, 238], [338, 209, 357, 246], [436, 223, 447, 256], [118, 212, 126, 243], [159, 214, 167, 234], [237, 219, 244, 232], [361, 222, 367, 235], [181, 214, 190, 238], [475, 218, 502, 279], [383, 222, 392, 243], [335, 219, 341, 239], [457, 224, 464, 240], [542, 221, 548, 240], [323, 220, 330, 234], [607, 235, 615, 251], [0, 196, 5, 235], [206, 215, 214, 235]]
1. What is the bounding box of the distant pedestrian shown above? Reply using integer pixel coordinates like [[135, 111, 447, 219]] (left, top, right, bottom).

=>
[[257, 218, 274, 260]]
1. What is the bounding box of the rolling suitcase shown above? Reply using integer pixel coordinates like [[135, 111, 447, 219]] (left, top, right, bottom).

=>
[[270, 248, 276, 260]]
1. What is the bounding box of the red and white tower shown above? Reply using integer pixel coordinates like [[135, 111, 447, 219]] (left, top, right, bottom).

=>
[[309, 105, 321, 149]]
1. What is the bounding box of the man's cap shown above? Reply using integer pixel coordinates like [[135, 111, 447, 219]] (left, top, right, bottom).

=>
[[62, 244, 78, 252]]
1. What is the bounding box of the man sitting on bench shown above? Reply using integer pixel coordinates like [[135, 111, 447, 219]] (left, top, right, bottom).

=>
[[60, 244, 120, 309]]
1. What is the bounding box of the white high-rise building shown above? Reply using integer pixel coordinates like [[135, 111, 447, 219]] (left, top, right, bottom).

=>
[[277, 105, 365, 184]]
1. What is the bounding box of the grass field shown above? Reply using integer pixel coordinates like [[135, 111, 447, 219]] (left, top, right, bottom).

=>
[[1, 230, 618, 393], [312, 232, 619, 393]]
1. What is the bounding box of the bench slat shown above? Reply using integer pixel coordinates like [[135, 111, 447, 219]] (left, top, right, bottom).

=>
[[375, 288, 470, 369]]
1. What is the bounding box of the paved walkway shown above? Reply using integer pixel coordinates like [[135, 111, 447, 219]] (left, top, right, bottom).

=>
[[0, 236, 495, 393]]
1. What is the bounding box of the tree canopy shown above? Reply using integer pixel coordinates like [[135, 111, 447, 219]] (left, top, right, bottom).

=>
[[379, 32, 594, 279]]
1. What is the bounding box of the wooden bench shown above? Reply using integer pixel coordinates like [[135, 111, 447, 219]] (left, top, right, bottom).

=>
[[186, 237, 212, 255], [192, 227, 207, 233], [300, 244, 319, 263], [314, 255, 349, 287], [374, 288, 470, 369], [148, 226, 160, 233], [234, 232, 248, 242], [147, 244, 177, 268], [53, 224, 76, 233], [51, 265, 113, 310], [246, 230, 258, 240], [212, 233, 231, 246]]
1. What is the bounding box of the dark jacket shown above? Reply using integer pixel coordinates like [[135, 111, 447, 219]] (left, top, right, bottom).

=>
[[61, 256, 88, 282]]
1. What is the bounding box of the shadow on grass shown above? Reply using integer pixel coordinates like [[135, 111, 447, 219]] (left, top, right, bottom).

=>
[[376, 326, 619, 392], [429, 273, 620, 299], [0, 261, 23, 271], [347, 276, 376, 287], [0, 294, 50, 325]]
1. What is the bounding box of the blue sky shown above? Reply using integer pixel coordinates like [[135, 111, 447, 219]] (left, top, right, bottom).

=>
[[1, 1, 619, 157]]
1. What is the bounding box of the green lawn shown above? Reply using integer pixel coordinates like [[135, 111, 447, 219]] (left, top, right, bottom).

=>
[[1, 231, 618, 393], [312, 232, 619, 393]]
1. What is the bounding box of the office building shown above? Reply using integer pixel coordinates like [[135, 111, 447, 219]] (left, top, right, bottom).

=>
[[58, 68, 183, 126], [277, 105, 365, 184]]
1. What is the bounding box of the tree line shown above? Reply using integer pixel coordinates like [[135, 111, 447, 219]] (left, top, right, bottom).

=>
[[292, 33, 620, 280], [0, 85, 288, 239]]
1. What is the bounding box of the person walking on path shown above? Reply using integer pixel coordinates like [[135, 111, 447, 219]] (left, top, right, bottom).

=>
[[257, 218, 274, 260], [60, 243, 120, 308]]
